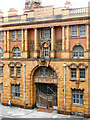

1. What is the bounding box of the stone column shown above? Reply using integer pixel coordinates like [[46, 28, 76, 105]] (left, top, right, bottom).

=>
[[77, 26, 79, 37], [22, 29, 24, 51], [51, 27, 55, 58], [66, 26, 70, 51], [34, 28, 38, 58], [87, 24, 90, 50], [4, 31, 7, 51], [4, 31, 10, 58], [62, 26, 65, 51]]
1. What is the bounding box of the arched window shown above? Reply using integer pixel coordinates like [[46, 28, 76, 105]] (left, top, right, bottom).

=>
[[0, 48, 3, 58], [73, 45, 84, 58], [13, 47, 21, 58]]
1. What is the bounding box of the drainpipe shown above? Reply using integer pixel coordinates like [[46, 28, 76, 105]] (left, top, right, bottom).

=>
[[63, 63, 66, 114], [23, 64, 26, 108]]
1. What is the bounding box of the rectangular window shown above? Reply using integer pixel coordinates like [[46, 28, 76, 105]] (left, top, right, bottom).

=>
[[71, 26, 77, 37], [79, 25, 86, 37], [18, 30, 22, 41], [16, 67, 21, 77], [44, 47, 49, 59], [1, 32, 4, 41], [72, 89, 84, 105], [12, 84, 20, 98], [11, 31, 16, 41], [79, 69, 85, 80], [44, 29, 50, 39], [40, 29, 43, 39], [10, 67, 14, 77], [0, 66, 3, 76], [71, 68, 76, 80], [0, 83, 3, 93]]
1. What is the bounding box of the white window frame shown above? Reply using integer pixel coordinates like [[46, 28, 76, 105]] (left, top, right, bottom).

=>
[[71, 68, 76, 80], [72, 89, 84, 105], [44, 47, 49, 59], [10, 66, 14, 77], [71, 26, 77, 37], [44, 28, 50, 39], [1, 32, 4, 41], [0, 48, 3, 58], [16, 67, 21, 77], [79, 25, 86, 38], [18, 30, 22, 41], [79, 68, 85, 80], [0, 66, 3, 77], [73, 45, 84, 59], [12, 84, 20, 98], [11, 31, 16, 41], [13, 47, 21, 58]]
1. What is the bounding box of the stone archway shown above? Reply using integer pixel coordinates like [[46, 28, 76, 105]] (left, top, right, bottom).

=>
[[34, 66, 58, 109]]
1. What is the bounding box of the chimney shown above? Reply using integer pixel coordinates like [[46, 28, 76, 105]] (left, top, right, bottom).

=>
[[0, 10, 3, 17], [8, 8, 18, 16], [64, 0, 71, 9]]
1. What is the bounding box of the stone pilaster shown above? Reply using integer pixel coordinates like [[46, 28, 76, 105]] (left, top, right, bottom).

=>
[[34, 28, 38, 58], [4, 31, 7, 51], [87, 25, 90, 50], [77, 26, 79, 37], [66, 26, 70, 51], [51, 27, 55, 58], [4, 31, 10, 58], [62, 26, 65, 51], [21, 29, 28, 58]]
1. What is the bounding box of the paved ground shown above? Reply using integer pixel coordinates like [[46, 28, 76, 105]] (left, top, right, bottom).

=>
[[0, 104, 90, 119]]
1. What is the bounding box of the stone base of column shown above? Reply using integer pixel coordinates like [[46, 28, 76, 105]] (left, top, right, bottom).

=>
[[4, 52, 10, 58], [34, 50, 39, 58], [51, 50, 55, 58], [21, 52, 28, 58]]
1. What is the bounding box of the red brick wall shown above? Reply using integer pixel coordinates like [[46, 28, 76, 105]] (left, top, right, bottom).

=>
[[55, 27, 62, 40], [29, 29, 34, 41], [10, 41, 22, 51], [70, 38, 87, 50]]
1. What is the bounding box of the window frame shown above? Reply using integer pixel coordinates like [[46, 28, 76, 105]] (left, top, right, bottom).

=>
[[72, 89, 84, 105], [0, 83, 3, 93], [1, 31, 4, 41], [71, 26, 77, 37], [10, 66, 14, 77], [44, 47, 49, 59], [79, 68, 85, 81], [71, 68, 76, 80], [0, 66, 3, 77], [16, 67, 21, 77], [79, 25, 86, 38], [0, 48, 3, 58], [13, 47, 21, 58], [18, 30, 22, 41], [11, 31, 16, 41], [12, 84, 20, 98]]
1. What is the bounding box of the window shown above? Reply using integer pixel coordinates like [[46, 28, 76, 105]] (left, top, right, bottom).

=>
[[73, 45, 84, 58], [79, 25, 86, 37], [0, 66, 3, 76], [40, 28, 50, 39], [71, 26, 77, 37], [16, 67, 21, 77], [11, 31, 16, 41], [13, 47, 21, 58], [12, 84, 20, 98], [18, 30, 22, 41], [1, 32, 4, 41], [72, 89, 84, 105], [44, 29, 50, 39], [0, 48, 3, 58], [10, 66, 14, 77], [71, 68, 76, 80], [79, 69, 85, 80], [44, 47, 49, 59], [0, 83, 3, 93]]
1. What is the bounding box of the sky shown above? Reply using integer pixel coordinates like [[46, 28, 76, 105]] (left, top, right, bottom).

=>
[[0, 0, 90, 16]]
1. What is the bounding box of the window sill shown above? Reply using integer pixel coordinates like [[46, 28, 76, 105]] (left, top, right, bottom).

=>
[[79, 79, 85, 81], [70, 78, 76, 81], [12, 97, 20, 99], [72, 103, 84, 107]]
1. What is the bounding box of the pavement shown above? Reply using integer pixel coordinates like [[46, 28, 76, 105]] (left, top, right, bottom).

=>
[[0, 104, 90, 119]]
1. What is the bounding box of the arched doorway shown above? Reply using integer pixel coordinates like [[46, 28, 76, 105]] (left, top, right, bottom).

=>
[[34, 66, 58, 109]]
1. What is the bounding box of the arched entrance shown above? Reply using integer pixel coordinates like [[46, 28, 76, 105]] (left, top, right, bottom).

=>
[[34, 66, 58, 109]]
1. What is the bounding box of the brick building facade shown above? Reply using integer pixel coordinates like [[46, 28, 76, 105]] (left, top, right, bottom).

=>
[[0, 0, 90, 117]]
